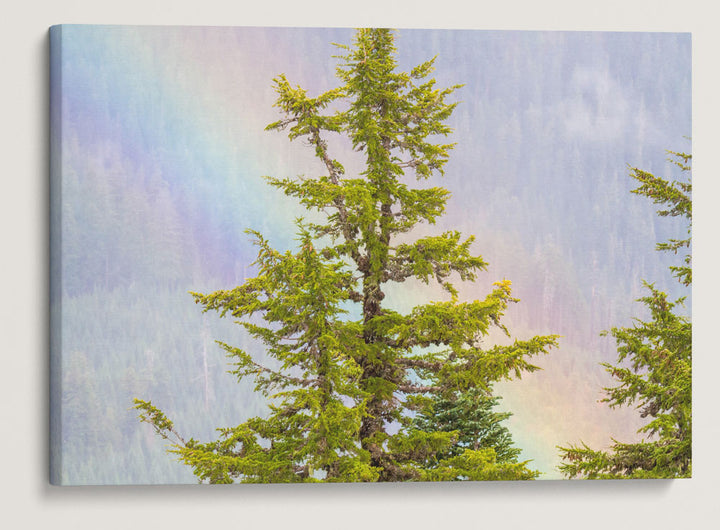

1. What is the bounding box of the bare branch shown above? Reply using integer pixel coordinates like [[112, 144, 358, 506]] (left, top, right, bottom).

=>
[[397, 383, 443, 394], [397, 358, 443, 371]]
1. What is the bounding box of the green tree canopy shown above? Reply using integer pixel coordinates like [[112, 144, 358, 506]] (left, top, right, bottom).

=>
[[413, 387, 538, 480], [136, 28, 557, 483], [559, 150, 692, 479]]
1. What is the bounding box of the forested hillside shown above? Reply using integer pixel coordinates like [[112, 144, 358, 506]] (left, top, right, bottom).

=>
[[50, 26, 690, 483]]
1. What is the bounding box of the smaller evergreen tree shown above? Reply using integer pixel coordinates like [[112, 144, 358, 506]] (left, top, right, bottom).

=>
[[558, 150, 691, 479], [414, 388, 537, 479]]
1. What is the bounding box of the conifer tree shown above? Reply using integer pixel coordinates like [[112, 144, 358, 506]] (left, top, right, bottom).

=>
[[558, 150, 691, 479], [413, 388, 538, 480], [136, 28, 557, 483]]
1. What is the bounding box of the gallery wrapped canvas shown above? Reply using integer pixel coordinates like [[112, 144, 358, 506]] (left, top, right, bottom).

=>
[[50, 25, 690, 485]]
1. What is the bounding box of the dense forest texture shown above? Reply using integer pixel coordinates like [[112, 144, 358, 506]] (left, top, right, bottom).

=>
[[50, 25, 690, 484], [135, 28, 557, 482], [559, 151, 692, 479]]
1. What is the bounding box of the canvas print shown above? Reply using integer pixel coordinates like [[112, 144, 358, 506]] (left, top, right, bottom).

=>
[[49, 25, 691, 485]]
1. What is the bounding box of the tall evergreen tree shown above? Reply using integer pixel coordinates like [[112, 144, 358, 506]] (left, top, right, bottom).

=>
[[559, 150, 692, 479], [136, 28, 557, 483]]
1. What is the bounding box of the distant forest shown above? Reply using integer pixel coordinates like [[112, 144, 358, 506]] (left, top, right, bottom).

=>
[[50, 26, 690, 484]]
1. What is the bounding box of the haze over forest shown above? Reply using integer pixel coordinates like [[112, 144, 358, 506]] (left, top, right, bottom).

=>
[[50, 26, 690, 484]]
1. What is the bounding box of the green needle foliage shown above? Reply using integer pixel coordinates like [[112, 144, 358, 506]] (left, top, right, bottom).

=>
[[558, 150, 692, 479], [135, 28, 558, 483], [413, 388, 539, 480]]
